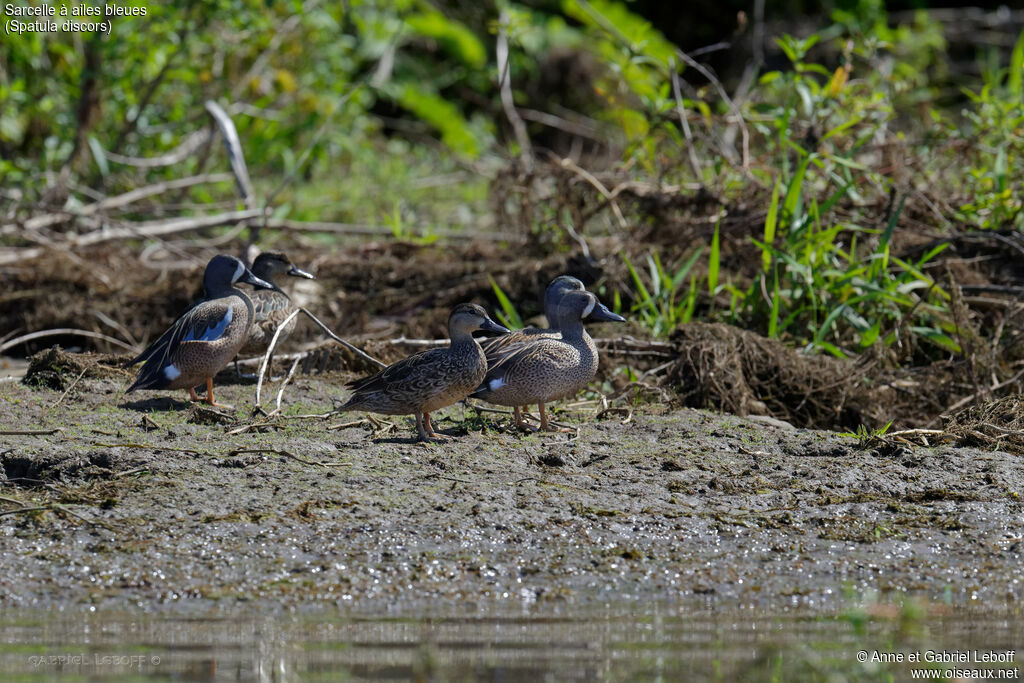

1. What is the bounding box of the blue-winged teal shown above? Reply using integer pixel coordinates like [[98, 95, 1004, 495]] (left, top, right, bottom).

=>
[[238, 252, 315, 358], [480, 275, 584, 358], [127, 254, 273, 406], [472, 290, 625, 431], [337, 304, 509, 441]]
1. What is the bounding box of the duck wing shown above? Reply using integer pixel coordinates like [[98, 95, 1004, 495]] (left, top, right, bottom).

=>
[[480, 326, 549, 358], [251, 289, 292, 322], [127, 301, 239, 391], [345, 347, 447, 395], [472, 338, 574, 398]]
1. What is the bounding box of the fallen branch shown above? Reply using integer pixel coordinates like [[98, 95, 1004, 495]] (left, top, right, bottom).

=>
[[0, 428, 65, 436], [79, 173, 233, 216], [49, 368, 88, 409], [255, 308, 301, 406], [298, 307, 387, 369], [72, 209, 263, 247], [104, 129, 212, 168], [227, 448, 326, 467], [265, 218, 521, 242], [497, 9, 534, 172], [0, 328, 136, 354], [275, 356, 302, 411]]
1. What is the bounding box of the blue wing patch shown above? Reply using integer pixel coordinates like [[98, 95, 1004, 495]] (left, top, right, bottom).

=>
[[183, 307, 233, 343]]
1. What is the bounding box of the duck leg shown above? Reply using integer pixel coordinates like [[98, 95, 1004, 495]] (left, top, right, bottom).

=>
[[204, 377, 234, 410], [188, 386, 201, 402], [234, 359, 257, 380], [423, 412, 452, 441], [415, 412, 429, 441], [539, 403, 574, 433], [514, 406, 538, 432]]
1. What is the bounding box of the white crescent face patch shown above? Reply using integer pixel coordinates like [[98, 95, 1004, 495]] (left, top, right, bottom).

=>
[[582, 297, 596, 318], [183, 306, 233, 343], [231, 260, 245, 283]]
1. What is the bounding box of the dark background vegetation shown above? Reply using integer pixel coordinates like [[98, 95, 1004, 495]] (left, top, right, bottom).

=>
[[3, 0, 1024, 431]]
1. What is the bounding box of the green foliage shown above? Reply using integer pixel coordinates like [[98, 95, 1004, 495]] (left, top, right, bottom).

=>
[[622, 250, 701, 338], [489, 278, 524, 330], [396, 83, 482, 158], [954, 29, 1024, 230], [1, 0, 1021, 366]]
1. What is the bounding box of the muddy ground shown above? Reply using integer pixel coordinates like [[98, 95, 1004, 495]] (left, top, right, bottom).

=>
[[1, 367, 1021, 614]]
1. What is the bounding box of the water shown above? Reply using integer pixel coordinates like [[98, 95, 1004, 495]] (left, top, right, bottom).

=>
[[1, 602, 1022, 681]]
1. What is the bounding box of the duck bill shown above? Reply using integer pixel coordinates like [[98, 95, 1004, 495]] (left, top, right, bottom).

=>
[[589, 301, 627, 323], [287, 265, 315, 280], [239, 269, 275, 291], [480, 318, 511, 335]]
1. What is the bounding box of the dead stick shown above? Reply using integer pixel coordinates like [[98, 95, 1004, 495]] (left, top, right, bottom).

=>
[[72, 209, 262, 247], [0, 328, 136, 354], [228, 448, 323, 467], [298, 307, 387, 369], [265, 219, 521, 242], [49, 368, 87, 409], [91, 441, 207, 455], [78, 173, 233, 217], [0, 428, 64, 436], [275, 357, 302, 411], [0, 506, 50, 518], [255, 308, 301, 406]]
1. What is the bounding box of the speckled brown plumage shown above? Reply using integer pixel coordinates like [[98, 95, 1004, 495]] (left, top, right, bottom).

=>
[[127, 255, 273, 406], [239, 252, 315, 356], [338, 303, 509, 441], [472, 290, 625, 431], [480, 275, 584, 359]]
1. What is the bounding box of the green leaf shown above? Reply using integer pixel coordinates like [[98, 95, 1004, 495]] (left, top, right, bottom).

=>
[[912, 327, 962, 354], [87, 136, 109, 178], [1009, 28, 1024, 99], [762, 178, 781, 272], [396, 84, 481, 158], [489, 276, 523, 330], [405, 12, 487, 69], [708, 221, 720, 295], [768, 269, 780, 338], [782, 154, 812, 230], [859, 322, 881, 347]]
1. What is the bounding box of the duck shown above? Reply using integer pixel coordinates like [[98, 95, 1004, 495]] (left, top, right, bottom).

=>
[[336, 303, 509, 441], [127, 254, 273, 406], [471, 289, 625, 431], [480, 275, 585, 358], [236, 251, 315, 368]]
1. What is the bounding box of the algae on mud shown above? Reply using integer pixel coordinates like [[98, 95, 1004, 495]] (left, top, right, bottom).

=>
[[0, 372, 1021, 614]]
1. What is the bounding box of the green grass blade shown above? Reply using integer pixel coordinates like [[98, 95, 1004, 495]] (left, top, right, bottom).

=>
[[708, 221, 720, 295], [762, 178, 781, 273], [782, 154, 812, 233], [768, 269, 781, 338], [489, 276, 523, 329], [1009, 28, 1024, 99]]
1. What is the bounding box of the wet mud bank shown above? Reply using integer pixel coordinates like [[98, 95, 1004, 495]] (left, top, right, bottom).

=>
[[1, 373, 1021, 615]]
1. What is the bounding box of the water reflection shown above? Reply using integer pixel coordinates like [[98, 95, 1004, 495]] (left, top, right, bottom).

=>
[[1, 603, 1022, 681]]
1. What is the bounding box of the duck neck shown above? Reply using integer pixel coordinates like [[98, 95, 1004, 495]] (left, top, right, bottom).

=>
[[228, 285, 256, 326], [558, 316, 586, 343], [449, 326, 477, 351]]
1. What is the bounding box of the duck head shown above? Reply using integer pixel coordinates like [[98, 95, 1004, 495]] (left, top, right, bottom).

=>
[[203, 254, 274, 298], [252, 252, 315, 282], [449, 303, 511, 338]]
